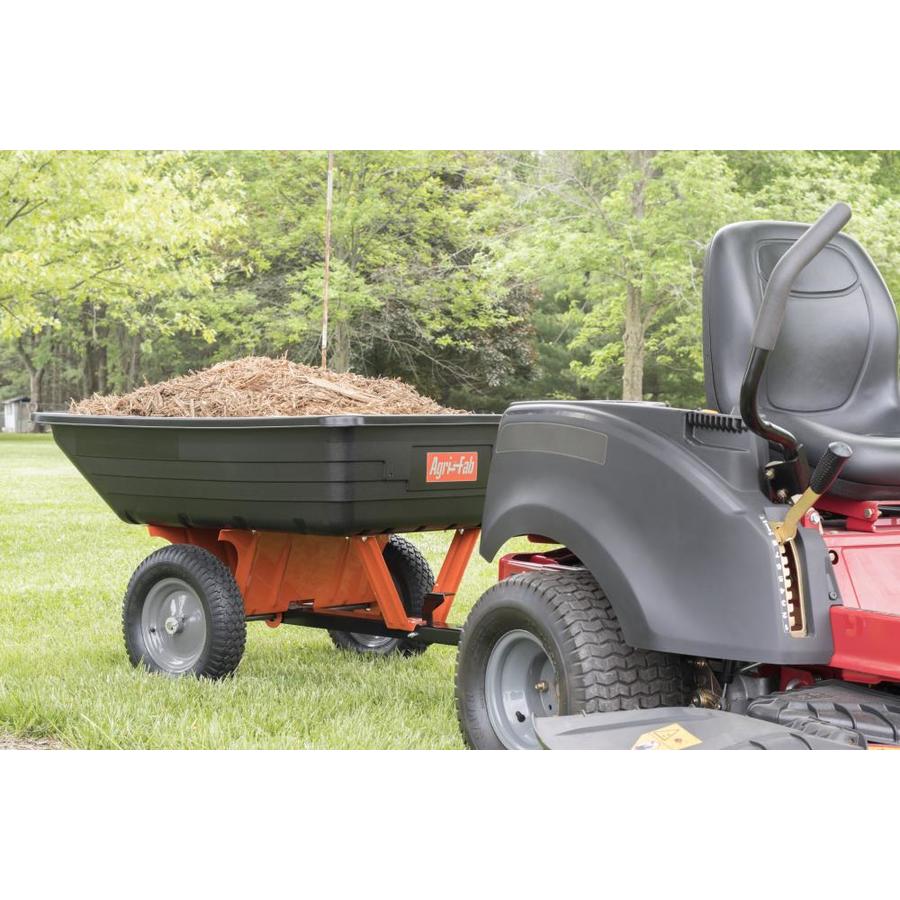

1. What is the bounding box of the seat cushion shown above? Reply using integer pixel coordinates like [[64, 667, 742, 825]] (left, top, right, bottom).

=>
[[778, 412, 900, 500]]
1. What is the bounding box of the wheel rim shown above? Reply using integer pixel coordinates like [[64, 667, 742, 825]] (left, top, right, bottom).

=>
[[348, 632, 396, 650], [485, 629, 558, 750], [140, 577, 208, 674]]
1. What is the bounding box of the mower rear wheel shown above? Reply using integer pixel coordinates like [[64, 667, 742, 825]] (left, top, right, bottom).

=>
[[328, 535, 434, 657], [455, 569, 690, 749], [123, 544, 246, 679]]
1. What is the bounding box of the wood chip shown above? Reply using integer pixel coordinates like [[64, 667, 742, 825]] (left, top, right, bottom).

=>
[[70, 356, 465, 417]]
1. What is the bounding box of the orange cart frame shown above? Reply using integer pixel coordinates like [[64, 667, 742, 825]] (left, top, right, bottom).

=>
[[148, 524, 480, 646]]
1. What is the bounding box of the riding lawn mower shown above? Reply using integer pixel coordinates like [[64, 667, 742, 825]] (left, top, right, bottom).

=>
[[457, 201, 900, 749]]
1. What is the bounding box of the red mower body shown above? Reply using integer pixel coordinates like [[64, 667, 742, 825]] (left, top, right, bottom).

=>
[[819, 503, 900, 682]]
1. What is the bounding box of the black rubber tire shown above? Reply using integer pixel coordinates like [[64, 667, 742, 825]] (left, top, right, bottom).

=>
[[455, 569, 690, 749], [123, 544, 247, 679], [329, 535, 434, 657]]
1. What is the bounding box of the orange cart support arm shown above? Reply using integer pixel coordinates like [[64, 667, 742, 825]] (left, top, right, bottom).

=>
[[428, 528, 480, 626]]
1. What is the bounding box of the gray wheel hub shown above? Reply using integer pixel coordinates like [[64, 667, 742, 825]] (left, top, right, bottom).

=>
[[485, 629, 558, 750], [141, 577, 208, 674], [349, 632, 397, 650]]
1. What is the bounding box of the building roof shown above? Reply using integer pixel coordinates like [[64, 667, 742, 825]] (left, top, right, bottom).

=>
[[2, 396, 30, 404]]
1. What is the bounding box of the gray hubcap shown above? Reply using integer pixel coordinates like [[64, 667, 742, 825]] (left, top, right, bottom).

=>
[[485, 629, 558, 750], [349, 632, 397, 650], [141, 577, 208, 674]]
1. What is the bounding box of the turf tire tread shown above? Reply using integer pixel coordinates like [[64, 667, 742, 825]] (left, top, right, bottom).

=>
[[123, 544, 246, 679]]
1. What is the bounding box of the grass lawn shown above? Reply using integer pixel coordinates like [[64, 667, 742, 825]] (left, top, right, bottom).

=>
[[0, 433, 524, 749]]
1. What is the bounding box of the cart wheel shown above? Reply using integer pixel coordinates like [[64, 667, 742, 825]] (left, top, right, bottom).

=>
[[455, 569, 689, 749], [329, 535, 434, 657], [123, 544, 246, 679]]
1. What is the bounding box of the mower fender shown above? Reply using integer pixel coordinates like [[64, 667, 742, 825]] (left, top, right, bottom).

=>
[[480, 401, 837, 664]]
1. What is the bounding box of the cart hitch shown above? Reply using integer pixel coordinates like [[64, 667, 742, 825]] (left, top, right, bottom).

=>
[[422, 592, 447, 624]]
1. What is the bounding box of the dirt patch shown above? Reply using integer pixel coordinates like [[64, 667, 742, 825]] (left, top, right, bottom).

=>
[[71, 357, 464, 417], [0, 734, 65, 750]]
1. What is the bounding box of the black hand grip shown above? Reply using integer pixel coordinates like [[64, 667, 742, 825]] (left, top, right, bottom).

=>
[[809, 441, 853, 495], [751, 202, 852, 352]]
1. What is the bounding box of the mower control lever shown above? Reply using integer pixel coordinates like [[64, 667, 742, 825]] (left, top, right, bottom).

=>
[[809, 441, 853, 496], [774, 441, 853, 544]]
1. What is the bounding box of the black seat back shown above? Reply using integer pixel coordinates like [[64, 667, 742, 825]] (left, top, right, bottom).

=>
[[702, 221, 900, 438]]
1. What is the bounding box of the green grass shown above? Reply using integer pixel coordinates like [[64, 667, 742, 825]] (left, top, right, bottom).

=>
[[0, 433, 523, 748]]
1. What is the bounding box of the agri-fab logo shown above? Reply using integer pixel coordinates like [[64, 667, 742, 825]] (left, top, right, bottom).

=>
[[426, 451, 479, 483]]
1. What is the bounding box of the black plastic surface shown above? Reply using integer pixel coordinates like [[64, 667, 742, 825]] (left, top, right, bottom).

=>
[[480, 400, 839, 664], [703, 220, 900, 499], [535, 707, 863, 750], [750, 203, 851, 351], [747, 680, 900, 746], [36, 412, 500, 535]]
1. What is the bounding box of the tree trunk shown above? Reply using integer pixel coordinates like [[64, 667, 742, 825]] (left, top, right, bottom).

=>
[[96, 341, 108, 395], [14, 337, 46, 432], [328, 223, 358, 374], [330, 320, 351, 372], [620, 150, 656, 401], [126, 330, 141, 391], [28, 368, 45, 430], [622, 284, 645, 401], [83, 344, 94, 397]]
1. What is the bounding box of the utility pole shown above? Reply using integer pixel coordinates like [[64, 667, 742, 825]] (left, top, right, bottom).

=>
[[320, 150, 335, 369]]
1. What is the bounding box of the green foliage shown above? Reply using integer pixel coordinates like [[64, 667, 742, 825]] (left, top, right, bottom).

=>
[[493, 150, 900, 406], [201, 151, 523, 406], [486, 151, 746, 404], [0, 151, 242, 410], [1, 151, 241, 336], [3, 150, 900, 414]]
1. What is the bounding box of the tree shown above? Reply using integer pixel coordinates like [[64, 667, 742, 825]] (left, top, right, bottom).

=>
[[204, 150, 528, 407], [6, 150, 900, 419], [735, 151, 900, 301], [494, 151, 746, 403], [0, 151, 241, 421]]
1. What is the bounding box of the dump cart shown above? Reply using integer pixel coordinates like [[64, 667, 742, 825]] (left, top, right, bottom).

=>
[[36, 412, 502, 675]]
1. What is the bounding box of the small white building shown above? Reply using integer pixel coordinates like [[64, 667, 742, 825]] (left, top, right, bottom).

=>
[[3, 396, 31, 433]]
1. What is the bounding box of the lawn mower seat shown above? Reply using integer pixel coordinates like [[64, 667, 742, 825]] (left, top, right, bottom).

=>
[[703, 220, 900, 500]]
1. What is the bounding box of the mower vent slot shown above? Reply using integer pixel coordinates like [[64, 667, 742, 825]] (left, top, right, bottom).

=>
[[685, 411, 748, 433]]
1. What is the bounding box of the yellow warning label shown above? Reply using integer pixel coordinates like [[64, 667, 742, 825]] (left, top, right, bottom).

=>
[[631, 723, 703, 751]]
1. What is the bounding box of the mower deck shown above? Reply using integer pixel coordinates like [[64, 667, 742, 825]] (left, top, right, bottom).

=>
[[746, 679, 900, 745], [534, 707, 866, 750]]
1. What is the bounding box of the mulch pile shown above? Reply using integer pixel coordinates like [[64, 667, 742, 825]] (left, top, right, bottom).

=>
[[70, 356, 463, 417]]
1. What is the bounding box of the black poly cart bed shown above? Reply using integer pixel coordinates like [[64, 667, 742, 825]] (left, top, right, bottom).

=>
[[35, 413, 500, 535]]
